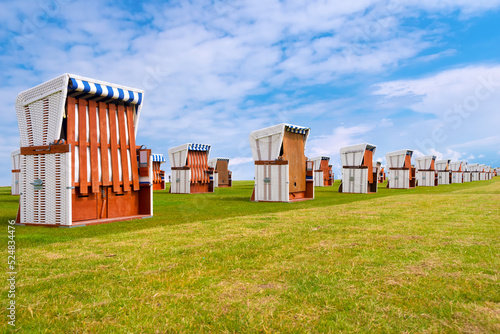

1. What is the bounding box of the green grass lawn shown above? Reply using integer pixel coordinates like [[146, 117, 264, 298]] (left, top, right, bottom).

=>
[[1, 179, 500, 333]]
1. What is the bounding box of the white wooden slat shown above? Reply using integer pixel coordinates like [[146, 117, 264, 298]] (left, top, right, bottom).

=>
[[314, 171, 323, 187], [254, 164, 289, 202]]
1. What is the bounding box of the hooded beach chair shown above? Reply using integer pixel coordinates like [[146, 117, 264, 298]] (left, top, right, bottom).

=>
[[249, 123, 314, 202], [15, 74, 153, 226], [339, 143, 378, 194]]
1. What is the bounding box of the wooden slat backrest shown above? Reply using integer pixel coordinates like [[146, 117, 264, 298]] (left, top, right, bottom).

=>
[[153, 162, 162, 184], [203, 152, 208, 183], [98, 102, 110, 186], [66, 99, 139, 194], [89, 100, 99, 194], [187, 150, 209, 183], [117, 105, 131, 192], [191, 151, 197, 182], [126, 106, 139, 191], [108, 104, 121, 193], [78, 100, 88, 194], [188, 152, 193, 181]]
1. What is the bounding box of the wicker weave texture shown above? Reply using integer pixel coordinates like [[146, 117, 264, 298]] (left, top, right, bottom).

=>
[[254, 164, 289, 202], [314, 171, 323, 187], [212, 172, 219, 187], [11, 150, 21, 195], [16, 91, 64, 147], [16, 74, 67, 147], [20, 152, 71, 225], [417, 171, 436, 187], [11, 173, 20, 196], [171, 169, 190, 194], [17, 75, 66, 106]]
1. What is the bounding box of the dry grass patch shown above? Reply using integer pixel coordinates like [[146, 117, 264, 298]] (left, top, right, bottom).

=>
[[1, 180, 499, 332]]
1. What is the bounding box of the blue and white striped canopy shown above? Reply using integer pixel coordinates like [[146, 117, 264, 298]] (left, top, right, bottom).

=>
[[188, 144, 211, 151], [216, 158, 230, 162], [68, 78, 143, 105], [285, 125, 309, 135], [152, 154, 165, 163]]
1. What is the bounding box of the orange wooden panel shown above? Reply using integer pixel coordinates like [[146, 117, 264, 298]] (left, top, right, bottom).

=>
[[20, 145, 70, 155], [198, 152, 202, 182], [78, 99, 88, 194], [202, 152, 207, 183], [152, 165, 155, 183], [126, 106, 139, 191], [202, 152, 208, 183], [192, 151, 197, 182], [156, 163, 160, 183], [152, 162, 156, 183], [364, 150, 374, 183], [107, 191, 140, 218], [98, 102, 110, 186], [139, 167, 149, 176], [108, 104, 121, 193], [117, 105, 131, 192], [404, 153, 412, 168], [282, 131, 306, 193], [89, 100, 99, 194], [199, 153, 203, 183], [66, 97, 76, 186], [192, 152, 196, 182], [98, 187, 108, 219], [196, 151, 200, 183], [138, 186, 152, 215], [319, 160, 330, 185], [217, 160, 230, 186], [190, 183, 210, 193], [195, 152, 199, 182], [203, 152, 209, 183], [254, 160, 288, 165], [72, 190, 98, 222]]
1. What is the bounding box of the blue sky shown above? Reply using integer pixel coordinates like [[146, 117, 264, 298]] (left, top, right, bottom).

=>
[[1, 0, 500, 185]]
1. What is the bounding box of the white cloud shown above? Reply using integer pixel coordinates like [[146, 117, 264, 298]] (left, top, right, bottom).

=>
[[2, 0, 500, 184], [445, 149, 464, 162], [402, 0, 500, 15], [229, 157, 253, 166], [412, 150, 426, 159], [373, 65, 500, 117], [379, 118, 394, 127], [308, 124, 375, 157], [414, 49, 457, 63], [449, 136, 500, 149], [306, 124, 376, 179], [423, 148, 464, 162], [374, 65, 500, 159]]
